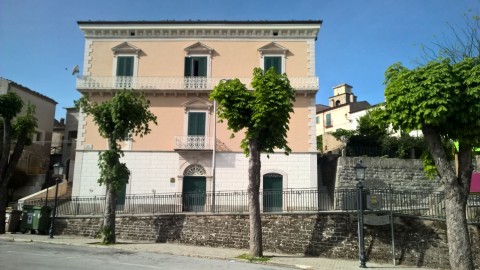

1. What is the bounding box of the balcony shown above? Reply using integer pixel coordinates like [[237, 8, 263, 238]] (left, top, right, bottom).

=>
[[76, 76, 319, 92], [174, 136, 213, 151]]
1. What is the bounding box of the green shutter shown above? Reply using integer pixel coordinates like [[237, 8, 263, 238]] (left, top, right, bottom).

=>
[[184, 57, 192, 76], [326, 114, 332, 127], [185, 57, 207, 77], [188, 112, 206, 136], [264, 56, 282, 73], [196, 57, 207, 76], [116, 56, 134, 76]]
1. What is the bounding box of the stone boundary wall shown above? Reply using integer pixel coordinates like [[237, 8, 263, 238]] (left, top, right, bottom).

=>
[[56, 213, 479, 269], [335, 157, 443, 191]]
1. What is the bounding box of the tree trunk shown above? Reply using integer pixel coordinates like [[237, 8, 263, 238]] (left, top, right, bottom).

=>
[[248, 138, 263, 257], [102, 183, 116, 244], [422, 125, 474, 270], [0, 185, 8, 234], [0, 121, 28, 235]]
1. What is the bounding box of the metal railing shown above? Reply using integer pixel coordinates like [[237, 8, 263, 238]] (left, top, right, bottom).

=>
[[21, 188, 480, 223], [76, 76, 319, 91]]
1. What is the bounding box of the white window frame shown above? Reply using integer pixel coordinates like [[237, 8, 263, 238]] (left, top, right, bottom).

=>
[[183, 109, 210, 138], [112, 54, 139, 77], [185, 54, 212, 78]]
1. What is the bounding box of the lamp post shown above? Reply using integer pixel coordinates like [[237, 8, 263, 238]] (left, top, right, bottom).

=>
[[49, 163, 64, 239], [354, 160, 367, 268]]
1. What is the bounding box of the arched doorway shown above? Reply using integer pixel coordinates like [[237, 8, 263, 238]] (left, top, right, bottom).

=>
[[182, 164, 206, 212], [263, 173, 283, 212]]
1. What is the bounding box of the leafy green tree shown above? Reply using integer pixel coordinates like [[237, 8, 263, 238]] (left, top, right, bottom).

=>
[[0, 92, 37, 234], [383, 57, 480, 269], [316, 135, 323, 152], [329, 128, 356, 142], [210, 67, 295, 257], [356, 108, 389, 139], [76, 89, 157, 244]]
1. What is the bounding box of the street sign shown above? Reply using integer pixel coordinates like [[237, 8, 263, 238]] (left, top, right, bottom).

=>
[[367, 194, 382, 210]]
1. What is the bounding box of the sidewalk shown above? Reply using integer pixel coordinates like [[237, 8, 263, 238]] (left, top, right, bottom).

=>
[[0, 233, 434, 270]]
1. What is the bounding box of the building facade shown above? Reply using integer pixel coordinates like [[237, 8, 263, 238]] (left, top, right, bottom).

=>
[[73, 21, 321, 210], [0, 77, 57, 200], [316, 84, 370, 153]]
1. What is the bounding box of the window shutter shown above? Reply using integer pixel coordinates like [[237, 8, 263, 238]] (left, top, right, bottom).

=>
[[197, 57, 207, 76], [117, 56, 134, 76], [264, 56, 282, 73], [188, 112, 206, 136], [326, 114, 332, 127], [184, 57, 192, 76]]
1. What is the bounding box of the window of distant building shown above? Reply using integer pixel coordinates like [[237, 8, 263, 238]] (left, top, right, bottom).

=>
[[316, 116, 319, 124], [258, 42, 288, 74], [325, 114, 332, 127]]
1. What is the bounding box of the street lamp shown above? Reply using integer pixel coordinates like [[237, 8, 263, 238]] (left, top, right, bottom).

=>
[[354, 160, 367, 268], [49, 163, 64, 238]]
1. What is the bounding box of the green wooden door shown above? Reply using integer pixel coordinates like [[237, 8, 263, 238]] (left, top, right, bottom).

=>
[[263, 174, 283, 212], [116, 181, 127, 211], [183, 176, 206, 212]]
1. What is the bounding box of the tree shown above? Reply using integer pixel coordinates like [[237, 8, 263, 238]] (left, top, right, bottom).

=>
[[421, 10, 479, 63], [356, 108, 389, 139], [210, 68, 295, 257], [383, 58, 480, 269], [76, 89, 157, 244], [0, 92, 37, 234]]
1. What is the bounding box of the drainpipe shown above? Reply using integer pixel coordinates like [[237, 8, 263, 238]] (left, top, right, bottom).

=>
[[211, 99, 217, 213]]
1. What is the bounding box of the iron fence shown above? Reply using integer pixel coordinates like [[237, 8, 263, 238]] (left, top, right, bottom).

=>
[[21, 188, 480, 223]]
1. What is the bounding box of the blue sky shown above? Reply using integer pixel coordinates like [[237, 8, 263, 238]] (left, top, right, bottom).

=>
[[1, 0, 478, 119]]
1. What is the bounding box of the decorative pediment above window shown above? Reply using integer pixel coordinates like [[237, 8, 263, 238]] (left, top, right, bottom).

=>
[[182, 98, 213, 112], [185, 42, 214, 55], [112, 42, 142, 55], [258, 42, 288, 55]]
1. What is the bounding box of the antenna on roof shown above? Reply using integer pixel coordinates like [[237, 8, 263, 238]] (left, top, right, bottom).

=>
[[72, 65, 80, 76]]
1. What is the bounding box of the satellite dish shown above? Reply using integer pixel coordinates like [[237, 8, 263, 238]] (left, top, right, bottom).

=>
[[72, 65, 80, 75]]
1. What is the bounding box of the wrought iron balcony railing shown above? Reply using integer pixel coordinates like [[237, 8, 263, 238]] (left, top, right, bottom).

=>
[[174, 136, 213, 150], [76, 76, 319, 91]]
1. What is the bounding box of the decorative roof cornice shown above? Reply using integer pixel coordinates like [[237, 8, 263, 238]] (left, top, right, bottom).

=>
[[77, 20, 322, 40]]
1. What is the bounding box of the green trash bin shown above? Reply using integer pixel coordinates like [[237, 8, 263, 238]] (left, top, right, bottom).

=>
[[20, 205, 51, 235]]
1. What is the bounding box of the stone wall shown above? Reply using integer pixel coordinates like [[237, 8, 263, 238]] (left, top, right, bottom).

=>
[[335, 157, 443, 191], [56, 213, 479, 269]]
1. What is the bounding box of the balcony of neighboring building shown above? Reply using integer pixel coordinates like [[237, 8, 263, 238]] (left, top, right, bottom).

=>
[[76, 76, 319, 93]]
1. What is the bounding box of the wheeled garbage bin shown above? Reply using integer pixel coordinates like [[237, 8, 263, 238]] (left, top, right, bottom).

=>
[[6, 209, 22, 232], [20, 205, 51, 234]]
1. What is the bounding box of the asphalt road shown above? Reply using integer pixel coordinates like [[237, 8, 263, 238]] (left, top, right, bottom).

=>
[[0, 240, 292, 270]]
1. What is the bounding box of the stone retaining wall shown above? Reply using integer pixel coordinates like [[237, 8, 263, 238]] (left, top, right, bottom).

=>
[[56, 213, 479, 269], [336, 157, 443, 191]]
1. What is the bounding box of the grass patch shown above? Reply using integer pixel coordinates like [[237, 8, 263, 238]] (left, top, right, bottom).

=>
[[236, 253, 271, 263]]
